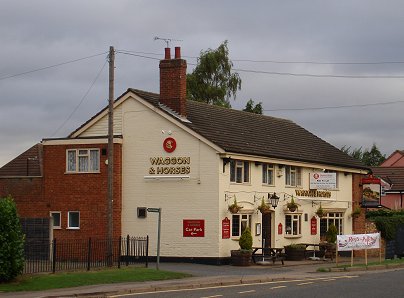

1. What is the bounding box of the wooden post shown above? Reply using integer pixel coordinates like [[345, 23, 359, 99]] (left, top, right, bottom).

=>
[[107, 46, 115, 266], [351, 250, 354, 267]]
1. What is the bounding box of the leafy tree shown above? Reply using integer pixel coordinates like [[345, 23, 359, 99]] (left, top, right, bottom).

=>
[[341, 143, 386, 166], [0, 196, 24, 282], [243, 99, 263, 114], [187, 40, 242, 108]]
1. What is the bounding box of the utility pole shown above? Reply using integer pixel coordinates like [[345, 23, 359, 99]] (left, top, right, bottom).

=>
[[107, 46, 114, 266]]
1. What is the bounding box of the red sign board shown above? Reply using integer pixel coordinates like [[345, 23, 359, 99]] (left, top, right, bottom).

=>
[[222, 217, 230, 239], [311, 216, 317, 235], [278, 223, 283, 235], [183, 219, 205, 237], [163, 137, 176, 153]]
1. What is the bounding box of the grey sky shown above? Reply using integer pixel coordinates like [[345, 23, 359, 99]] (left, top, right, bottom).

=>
[[1, 0, 404, 166]]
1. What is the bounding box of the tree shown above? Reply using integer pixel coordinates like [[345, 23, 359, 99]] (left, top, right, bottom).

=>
[[243, 99, 263, 114], [186, 40, 242, 108], [341, 143, 386, 166], [0, 196, 24, 282]]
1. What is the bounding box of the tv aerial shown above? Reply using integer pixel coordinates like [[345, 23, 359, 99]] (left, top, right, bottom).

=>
[[154, 36, 183, 48]]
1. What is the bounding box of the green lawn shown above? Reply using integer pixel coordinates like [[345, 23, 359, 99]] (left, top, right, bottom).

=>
[[0, 267, 191, 292]]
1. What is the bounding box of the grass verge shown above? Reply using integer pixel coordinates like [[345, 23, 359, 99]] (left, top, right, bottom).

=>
[[316, 257, 404, 272], [0, 267, 191, 292]]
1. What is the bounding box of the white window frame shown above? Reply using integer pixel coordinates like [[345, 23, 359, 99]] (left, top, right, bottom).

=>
[[66, 149, 100, 173], [262, 163, 275, 185], [231, 214, 252, 237], [285, 213, 302, 237], [230, 160, 250, 184], [320, 212, 343, 236], [67, 211, 80, 229], [50, 211, 61, 229], [285, 166, 302, 187]]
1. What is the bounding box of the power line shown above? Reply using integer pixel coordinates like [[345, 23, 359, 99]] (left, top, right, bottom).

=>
[[117, 50, 404, 79], [264, 99, 404, 112], [50, 58, 108, 137], [232, 67, 404, 79], [0, 52, 108, 81], [116, 49, 404, 65]]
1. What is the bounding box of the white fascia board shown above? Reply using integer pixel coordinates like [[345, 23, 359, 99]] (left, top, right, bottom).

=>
[[42, 138, 123, 146], [219, 152, 369, 174], [69, 93, 129, 138]]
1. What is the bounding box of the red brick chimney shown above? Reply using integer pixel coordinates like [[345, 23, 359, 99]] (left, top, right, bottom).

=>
[[159, 47, 187, 117]]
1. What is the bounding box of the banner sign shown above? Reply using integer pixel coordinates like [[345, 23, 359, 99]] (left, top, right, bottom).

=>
[[309, 172, 337, 190], [337, 233, 380, 251], [362, 177, 381, 207]]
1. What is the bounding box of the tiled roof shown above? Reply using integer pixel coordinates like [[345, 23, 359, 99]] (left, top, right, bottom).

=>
[[130, 89, 367, 170], [0, 144, 42, 177], [371, 167, 404, 191]]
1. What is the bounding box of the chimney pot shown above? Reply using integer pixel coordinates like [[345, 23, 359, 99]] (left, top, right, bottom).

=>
[[174, 47, 181, 59], [164, 48, 171, 60]]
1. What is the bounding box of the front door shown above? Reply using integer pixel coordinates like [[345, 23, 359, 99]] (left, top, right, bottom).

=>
[[262, 212, 272, 248]]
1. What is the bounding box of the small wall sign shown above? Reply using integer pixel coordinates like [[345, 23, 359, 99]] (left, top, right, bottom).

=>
[[163, 137, 176, 153], [311, 216, 317, 235], [278, 223, 282, 235], [183, 219, 205, 237], [222, 217, 230, 239]]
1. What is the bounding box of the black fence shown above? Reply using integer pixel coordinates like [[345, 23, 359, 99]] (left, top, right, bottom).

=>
[[23, 235, 149, 274]]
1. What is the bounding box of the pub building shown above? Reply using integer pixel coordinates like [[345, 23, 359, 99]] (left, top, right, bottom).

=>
[[0, 47, 369, 264]]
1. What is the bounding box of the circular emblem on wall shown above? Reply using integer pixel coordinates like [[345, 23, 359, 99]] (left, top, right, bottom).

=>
[[163, 137, 176, 153]]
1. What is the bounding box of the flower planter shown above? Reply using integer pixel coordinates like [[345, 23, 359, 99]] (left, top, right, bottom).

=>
[[231, 250, 252, 266], [284, 245, 306, 261]]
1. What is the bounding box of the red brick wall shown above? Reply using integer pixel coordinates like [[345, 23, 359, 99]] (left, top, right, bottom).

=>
[[159, 54, 187, 117], [43, 143, 122, 241], [0, 177, 45, 217], [352, 173, 384, 257]]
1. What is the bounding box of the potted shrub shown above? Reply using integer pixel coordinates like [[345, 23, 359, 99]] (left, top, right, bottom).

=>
[[284, 243, 306, 261], [258, 197, 271, 214], [228, 197, 242, 214], [315, 204, 325, 218], [231, 227, 253, 266], [320, 224, 337, 260], [287, 197, 298, 212]]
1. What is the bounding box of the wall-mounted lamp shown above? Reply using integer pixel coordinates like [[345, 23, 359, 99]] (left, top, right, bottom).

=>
[[269, 192, 280, 209]]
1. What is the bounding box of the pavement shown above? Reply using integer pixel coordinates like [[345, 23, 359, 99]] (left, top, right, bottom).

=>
[[2, 257, 404, 298]]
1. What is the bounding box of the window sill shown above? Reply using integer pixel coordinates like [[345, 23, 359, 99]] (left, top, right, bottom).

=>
[[52, 227, 62, 230], [67, 227, 80, 230], [230, 182, 251, 186], [65, 171, 100, 174], [284, 235, 302, 239], [262, 183, 275, 187]]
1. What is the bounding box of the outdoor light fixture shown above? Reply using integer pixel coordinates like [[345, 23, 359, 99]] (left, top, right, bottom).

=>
[[269, 192, 280, 209]]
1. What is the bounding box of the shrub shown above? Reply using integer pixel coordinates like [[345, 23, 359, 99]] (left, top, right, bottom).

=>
[[239, 227, 253, 250], [0, 196, 25, 282], [284, 243, 307, 250], [326, 224, 338, 244]]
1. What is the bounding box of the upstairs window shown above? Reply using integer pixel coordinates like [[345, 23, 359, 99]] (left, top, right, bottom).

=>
[[68, 211, 80, 229], [50, 211, 61, 229], [230, 160, 250, 183], [67, 149, 100, 173], [285, 166, 301, 187], [262, 163, 274, 185]]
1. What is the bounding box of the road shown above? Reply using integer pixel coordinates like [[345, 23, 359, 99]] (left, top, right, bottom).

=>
[[108, 269, 404, 298]]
